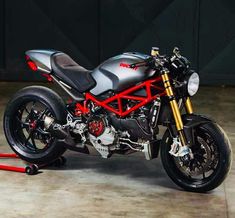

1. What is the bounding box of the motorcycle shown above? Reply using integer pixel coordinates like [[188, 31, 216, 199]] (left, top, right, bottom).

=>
[[4, 47, 232, 192]]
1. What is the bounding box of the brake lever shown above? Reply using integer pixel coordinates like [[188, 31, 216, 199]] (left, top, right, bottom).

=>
[[173, 47, 181, 58]]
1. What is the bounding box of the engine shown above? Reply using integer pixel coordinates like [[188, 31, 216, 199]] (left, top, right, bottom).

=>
[[61, 99, 161, 159], [85, 101, 160, 159], [88, 115, 117, 158]]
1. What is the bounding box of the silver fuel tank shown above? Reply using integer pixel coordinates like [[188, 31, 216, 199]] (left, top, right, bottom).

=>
[[90, 52, 155, 95]]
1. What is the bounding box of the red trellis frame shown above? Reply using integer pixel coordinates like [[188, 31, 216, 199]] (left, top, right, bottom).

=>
[[75, 76, 166, 117]]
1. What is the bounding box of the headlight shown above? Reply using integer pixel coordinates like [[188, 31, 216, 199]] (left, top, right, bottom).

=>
[[187, 72, 200, 96]]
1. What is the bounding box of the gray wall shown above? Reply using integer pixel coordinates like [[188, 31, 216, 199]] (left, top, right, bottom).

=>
[[0, 0, 235, 85]]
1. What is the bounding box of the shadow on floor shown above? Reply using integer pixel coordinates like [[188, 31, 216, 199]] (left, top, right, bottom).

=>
[[43, 152, 179, 190]]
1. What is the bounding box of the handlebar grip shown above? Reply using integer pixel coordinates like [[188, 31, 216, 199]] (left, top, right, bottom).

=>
[[129, 61, 148, 68], [129, 64, 136, 68], [129, 57, 154, 69]]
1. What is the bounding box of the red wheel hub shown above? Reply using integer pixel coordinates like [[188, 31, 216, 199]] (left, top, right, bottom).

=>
[[29, 120, 37, 130]]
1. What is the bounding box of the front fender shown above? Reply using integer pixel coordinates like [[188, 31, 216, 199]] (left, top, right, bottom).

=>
[[182, 114, 215, 146], [182, 114, 214, 128]]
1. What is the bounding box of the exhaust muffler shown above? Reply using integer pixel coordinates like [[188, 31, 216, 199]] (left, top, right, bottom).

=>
[[43, 116, 89, 154], [44, 116, 69, 139]]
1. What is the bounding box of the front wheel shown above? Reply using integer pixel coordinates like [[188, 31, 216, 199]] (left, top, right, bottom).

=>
[[161, 122, 232, 192]]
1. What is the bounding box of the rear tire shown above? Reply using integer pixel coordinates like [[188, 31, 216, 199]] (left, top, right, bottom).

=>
[[4, 86, 67, 164], [161, 122, 232, 192]]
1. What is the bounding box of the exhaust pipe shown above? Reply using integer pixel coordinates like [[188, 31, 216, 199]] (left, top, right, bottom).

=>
[[43, 116, 89, 154], [44, 116, 69, 139]]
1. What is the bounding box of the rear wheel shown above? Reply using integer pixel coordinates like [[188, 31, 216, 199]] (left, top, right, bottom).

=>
[[4, 86, 67, 164], [161, 122, 232, 192]]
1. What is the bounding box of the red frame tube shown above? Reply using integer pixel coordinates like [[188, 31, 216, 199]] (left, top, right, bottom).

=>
[[75, 76, 166, 117]]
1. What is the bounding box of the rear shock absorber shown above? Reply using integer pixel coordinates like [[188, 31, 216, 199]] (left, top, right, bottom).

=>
[[150, 98, 161, 129]]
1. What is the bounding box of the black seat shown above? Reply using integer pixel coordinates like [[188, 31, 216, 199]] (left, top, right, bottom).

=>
[[51, 52, 96, 93]]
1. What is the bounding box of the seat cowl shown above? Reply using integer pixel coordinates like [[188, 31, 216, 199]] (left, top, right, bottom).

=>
[[25, 49, 60, 73], [26, 49, 59, 55]]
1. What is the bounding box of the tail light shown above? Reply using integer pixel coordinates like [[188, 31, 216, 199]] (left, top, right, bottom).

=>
[[25, 55, 38, 71]]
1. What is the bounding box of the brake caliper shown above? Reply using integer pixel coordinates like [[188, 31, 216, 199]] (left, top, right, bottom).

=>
[[169, 137, 194, 159]]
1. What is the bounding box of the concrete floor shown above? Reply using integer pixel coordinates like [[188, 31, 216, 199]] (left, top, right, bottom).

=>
[[0, 82, 234, 218]]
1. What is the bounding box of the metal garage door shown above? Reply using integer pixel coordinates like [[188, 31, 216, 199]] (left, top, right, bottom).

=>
[[0, 0, 234, 85]]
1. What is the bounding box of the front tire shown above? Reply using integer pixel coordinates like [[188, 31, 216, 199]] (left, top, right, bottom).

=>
[[4, 86, 67, 164], [161, 122, 232, 192]]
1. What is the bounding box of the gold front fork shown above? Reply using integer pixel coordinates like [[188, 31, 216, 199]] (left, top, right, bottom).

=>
[[161, 70, 187, 145], [184, 97, 193, 114]]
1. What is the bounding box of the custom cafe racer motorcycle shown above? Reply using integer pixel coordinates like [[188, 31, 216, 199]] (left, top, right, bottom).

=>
[[4, 47, 231, 192]]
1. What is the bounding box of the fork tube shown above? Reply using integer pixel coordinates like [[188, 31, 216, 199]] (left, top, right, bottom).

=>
[[184, 97, 194, 114], [161, 70, 186, 145]]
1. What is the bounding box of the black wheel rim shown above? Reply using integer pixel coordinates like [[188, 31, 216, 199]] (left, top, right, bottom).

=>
[[12, 100, 55, 154], [169, 127, 220, 185]]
